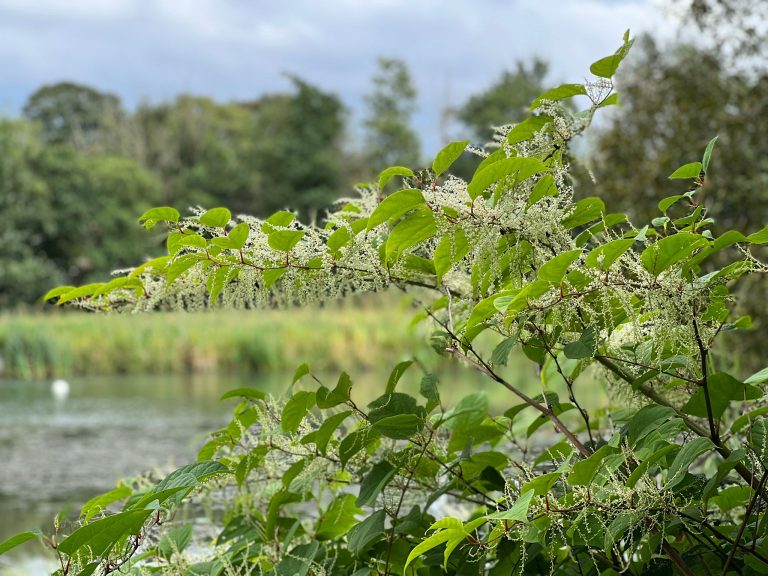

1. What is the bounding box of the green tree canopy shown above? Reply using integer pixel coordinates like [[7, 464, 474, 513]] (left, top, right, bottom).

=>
[[363, 58, 420, 173], [22, 82, 123, 147], [0, 119, 163, 305], [248, 76, 346, 221], [457, 58, 548, 144]]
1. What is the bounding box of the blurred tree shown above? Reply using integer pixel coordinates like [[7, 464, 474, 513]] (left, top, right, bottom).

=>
[[457, 58, 548, 144], [675, 0, 768, 59], [133, 96, 258, 209], [363, 58, 420, 173], [22, 82, 124, 148], [585, 34, 768, 368], [0, 120, 64, 307], [586, 34, 768, 233], [0, 119, 163, 306], [248, 76, 345, 221]]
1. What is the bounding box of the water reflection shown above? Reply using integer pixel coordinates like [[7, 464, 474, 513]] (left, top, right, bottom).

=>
[[0, 366, 517, 572]]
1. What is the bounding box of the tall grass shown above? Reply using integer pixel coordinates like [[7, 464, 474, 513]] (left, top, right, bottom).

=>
[[0, 296, 435, 379]]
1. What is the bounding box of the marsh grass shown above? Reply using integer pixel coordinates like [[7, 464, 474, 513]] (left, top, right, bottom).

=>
[[0, 296, 435, 379]]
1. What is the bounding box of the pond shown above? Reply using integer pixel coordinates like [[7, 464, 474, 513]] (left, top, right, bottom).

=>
[[0, 367, 517, 574], [0, 374, 252, 574]]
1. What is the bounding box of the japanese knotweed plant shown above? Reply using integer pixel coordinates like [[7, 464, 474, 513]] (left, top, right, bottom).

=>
[[5, 31, 768, 575]]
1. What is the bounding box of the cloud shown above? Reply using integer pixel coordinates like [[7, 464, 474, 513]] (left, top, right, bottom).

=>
[[0, 0, 677, 152]]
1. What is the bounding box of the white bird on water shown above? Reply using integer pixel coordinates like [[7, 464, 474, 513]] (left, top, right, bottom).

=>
[[51, 379, 70, 400]]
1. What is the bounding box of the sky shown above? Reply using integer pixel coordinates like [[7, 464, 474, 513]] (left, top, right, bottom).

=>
[[0, 0, 679, 154]]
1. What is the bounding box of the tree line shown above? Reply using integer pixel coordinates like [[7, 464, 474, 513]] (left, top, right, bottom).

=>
[[3, 26, 768, 311]]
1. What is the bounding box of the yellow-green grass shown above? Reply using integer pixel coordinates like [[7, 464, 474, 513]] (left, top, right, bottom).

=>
[[0, 297, 436, 379]]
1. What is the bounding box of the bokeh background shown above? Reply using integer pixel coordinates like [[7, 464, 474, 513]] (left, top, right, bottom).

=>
[[1, 0, 766, 572]]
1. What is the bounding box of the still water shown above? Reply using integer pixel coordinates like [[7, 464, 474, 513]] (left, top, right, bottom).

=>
[[0, 373, 278, 574], [0, 368, 507, 574]]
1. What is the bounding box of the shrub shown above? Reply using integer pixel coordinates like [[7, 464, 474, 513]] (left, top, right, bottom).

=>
[[3, 32, 768, 575]]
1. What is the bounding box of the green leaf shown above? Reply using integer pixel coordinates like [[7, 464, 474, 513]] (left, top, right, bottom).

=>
[[227, 223, 250, 249], [139, 206, 180, 230], [199, 207, 231, 228], [131, 461, 228, 509], [501, 280, 550, 321], [531, 83, 587, 109], [434, 229, 470, 283], [750, 418, 768, 466], [368, 188, 425, 230], [57, 510, 153, 557], [80, 485, 132, 522], [404, 528, 462, 571], [378, 166, 414, 190], [746, 367, 768, 385], [385, 206, 437, 262], [262, 210, 296, 232], [702, 136, 719, 173], [308, 410, 353, 454], [486, 490, 535, 522], [522, 472, 562, 496], [627, 405, 677, 446], [589, 31, 634, 78], [316, 372, 353, 408], [316, 494, 361, 540], [282, 391, 316, 434], [57, 283, 107, 305], [219, 387, 266, 402], [441, 392, 487, 432], [598, 93, 619, 107], [682, 372, 762, 419], [731, 406, 768, 434], [747, 225, 768, 244], [340, 428, 377, 467], [710, 485, 751, 513], [659, 196, 688, 213], [563, 327, 597, 359], [538, 249, 582, 284], [432, 140, 468, 177], [666, 437, 714, 489], [420, 373, 440, 408], [626, 444, 676, 489], [167, 254, 201, 285], [505, 115, 552, 145], [640, 232, 708, 276], [357, 461, 396, 507], [347, 510, 386, 556], [207, 265, 238, 303], [467, 157, 549, 199], [386, 360, 414, 393], [0, 530, 41, 556], [568, 445, 620, 486], [269, 230, 305, 252], [274, 542, 318, 576], [43, 285, 75, 302], [585, 239, 634, 271], [292, 363, 310, 384], [158, 523, 193, 559], [668, 162, 703, 180], [561, 197, 605, 229], [491, 337, 517, 366], [371, 414, 423, 439], [527, 174, 558, 208]]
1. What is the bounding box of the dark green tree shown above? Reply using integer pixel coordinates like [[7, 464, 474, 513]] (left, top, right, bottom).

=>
[[22, 82, 124, 147], [587, 34, 768, 235], [248, 76, 346, 221], [133, 96, 259, 209], [457, 58, 548, 144], [0, 119, 163, 305], [585, 34, 768, 367], [363, 58, 420, 173]]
